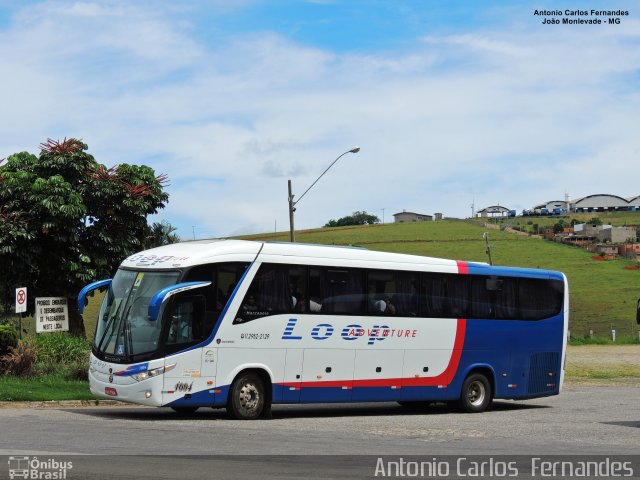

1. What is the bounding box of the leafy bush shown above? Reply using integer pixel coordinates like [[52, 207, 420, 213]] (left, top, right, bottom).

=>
[[34, 332, 90, 366], [0, 341, 37, 377], [0, 324, 19, 356]]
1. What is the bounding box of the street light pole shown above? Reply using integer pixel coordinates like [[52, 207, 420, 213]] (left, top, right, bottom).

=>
[[288, 179, 296, 242], [288, 147, 360, 243]]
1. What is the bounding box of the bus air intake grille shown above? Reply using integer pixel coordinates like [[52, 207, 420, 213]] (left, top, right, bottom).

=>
[[528, 352, 560, 395]]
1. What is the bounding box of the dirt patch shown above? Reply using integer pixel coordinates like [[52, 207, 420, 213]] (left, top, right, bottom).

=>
[[565, 345, 640, 385], [566, 345, 640, 367]]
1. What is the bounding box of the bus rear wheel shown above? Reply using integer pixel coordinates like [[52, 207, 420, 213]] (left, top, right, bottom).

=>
[[227, 372, 266, 420], [457, 373, 492, 413]]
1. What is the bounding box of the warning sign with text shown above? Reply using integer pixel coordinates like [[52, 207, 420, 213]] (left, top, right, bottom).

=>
[[35, 297, 69, 333]]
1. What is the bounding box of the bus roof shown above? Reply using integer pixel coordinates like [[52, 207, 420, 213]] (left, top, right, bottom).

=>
[[119, 239, 564, 280], [120, 239, 460, 270]]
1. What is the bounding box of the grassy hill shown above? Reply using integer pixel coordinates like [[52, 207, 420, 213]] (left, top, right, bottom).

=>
[[245, 219, 640, 341]]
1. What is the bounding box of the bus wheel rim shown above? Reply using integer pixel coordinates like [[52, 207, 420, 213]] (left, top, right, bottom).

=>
[[467, 380, 486, 406], [239, 383, 260, 412]]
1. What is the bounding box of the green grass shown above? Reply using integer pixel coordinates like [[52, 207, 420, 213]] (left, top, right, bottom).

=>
[[0, 373, 94, 401], [245, 219, 640, 338], [566, 364, 640, 381], [569, 335, 640, 345]]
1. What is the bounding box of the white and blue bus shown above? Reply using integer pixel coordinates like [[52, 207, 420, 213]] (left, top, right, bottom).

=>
[[79, 240, 568, 419]]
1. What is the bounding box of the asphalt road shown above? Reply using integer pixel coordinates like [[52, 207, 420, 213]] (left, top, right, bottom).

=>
[[1, 384, 639, 479]]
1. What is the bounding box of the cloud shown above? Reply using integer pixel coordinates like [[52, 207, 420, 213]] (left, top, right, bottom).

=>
[[1, 1, 639, 239]]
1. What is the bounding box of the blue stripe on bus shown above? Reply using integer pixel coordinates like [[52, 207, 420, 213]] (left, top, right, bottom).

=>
[[466, 262, 565, 281]]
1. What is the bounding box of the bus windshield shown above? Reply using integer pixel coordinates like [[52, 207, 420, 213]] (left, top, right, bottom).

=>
[[94, 269, 180, 358]]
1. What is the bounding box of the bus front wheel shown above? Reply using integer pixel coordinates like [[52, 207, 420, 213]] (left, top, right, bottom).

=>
[[227, 372, 266, 420], [457, 373, 492, 413]]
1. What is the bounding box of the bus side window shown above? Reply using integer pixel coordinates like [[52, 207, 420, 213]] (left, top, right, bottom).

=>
[[235, 264, 305, 323], [419, 273, 446, 318], [518, 278, 563, 320], [469, 275, 492, 319], [310, 267, 365, 315], [444, 275, 469, 318], [367, 270, 417, 316]]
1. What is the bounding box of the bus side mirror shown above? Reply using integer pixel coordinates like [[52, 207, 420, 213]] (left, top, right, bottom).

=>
[[636, 299, 640, 325], [77, 279, 112, 314], [148, 281, 211, 322]]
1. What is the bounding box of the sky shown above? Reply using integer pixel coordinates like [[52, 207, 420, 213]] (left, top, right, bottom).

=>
[[1, 0, 638, 239]]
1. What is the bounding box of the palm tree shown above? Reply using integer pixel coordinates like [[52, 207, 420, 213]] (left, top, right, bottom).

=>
[[145, 220, 180, 248]]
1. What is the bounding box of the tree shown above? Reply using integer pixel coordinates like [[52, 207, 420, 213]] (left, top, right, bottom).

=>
[[144, 220, 180, 249], [553, 219, 566, 234], [324, 211, 380, 227], [0, 138, 169, 337]]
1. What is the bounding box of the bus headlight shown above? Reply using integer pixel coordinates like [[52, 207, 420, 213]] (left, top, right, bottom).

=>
[[131, 363, 176, 382]]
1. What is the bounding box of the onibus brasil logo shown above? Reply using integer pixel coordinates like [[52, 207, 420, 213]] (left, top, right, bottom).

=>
[[8, 456, 73, 479]]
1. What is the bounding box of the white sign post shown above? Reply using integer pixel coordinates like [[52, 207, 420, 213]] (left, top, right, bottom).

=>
[[15, 287, 27, 314], [35, 297, 69, 333]]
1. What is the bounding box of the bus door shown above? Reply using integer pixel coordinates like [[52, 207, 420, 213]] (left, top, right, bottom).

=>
[[161, 295, 208, 406]]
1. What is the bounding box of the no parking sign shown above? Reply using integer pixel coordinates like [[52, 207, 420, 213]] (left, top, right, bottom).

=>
[[15, 287, 27, 314]]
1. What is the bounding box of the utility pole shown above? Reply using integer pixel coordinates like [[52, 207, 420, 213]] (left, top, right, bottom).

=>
[[288, 180, 296, 242]]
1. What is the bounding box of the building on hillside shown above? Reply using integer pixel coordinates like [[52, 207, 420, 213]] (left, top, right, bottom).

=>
[[476, 205, 510, 217], [597, 226, 637, 244], [586, 243, 619, 258], [571, 194, 633, 212], [573, 223, 607, 237], [563, 224, 637, 248], [528, 194, 640, 214], [434, 213, 443, 221], [393, 211, 433, 223]]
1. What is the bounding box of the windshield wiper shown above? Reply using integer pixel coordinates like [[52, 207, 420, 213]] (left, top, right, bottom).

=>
[[123, 304, 134, 359], [96, 301, 123, 353]]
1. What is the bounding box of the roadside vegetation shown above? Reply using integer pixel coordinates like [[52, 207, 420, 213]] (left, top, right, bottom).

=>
[[0, 329, 94, 401]]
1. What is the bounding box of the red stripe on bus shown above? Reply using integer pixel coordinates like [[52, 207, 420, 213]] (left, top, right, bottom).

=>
[[456, 260, 468, 274]]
